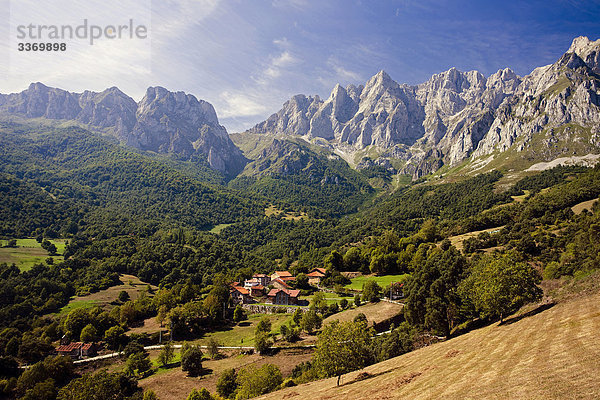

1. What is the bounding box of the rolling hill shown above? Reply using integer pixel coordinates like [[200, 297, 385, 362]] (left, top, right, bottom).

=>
[[259, 279, 600, 399]]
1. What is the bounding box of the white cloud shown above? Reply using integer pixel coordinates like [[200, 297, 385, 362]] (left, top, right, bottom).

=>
[[3, 0, 153, 96], [254, 49, 301, 84], [329, 58, 362, 81], [1, 0, 222, 98], [273, 37, 291, 48], [218, 91, 268, 118], [271, 0, 309, 11], [273, 51, 297, 67], [316, 57, 363, 89], [151, 0, 220, 41]]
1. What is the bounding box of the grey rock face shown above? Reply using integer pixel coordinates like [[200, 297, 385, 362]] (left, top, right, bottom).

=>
[[77, 87, 138, 142], [247, 36, 600, 177], [0, 84, 246, 177], [248, 66, 520, 177], [2, 83, 82, 119], [132, 87, 246, 176], [473, 39, 600, 159]]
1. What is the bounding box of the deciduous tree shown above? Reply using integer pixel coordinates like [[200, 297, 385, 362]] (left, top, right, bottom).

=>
[[312, 320, 373, 385], [460, 253, 542, 322]]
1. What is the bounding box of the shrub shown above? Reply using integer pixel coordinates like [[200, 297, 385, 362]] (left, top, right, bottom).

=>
[[235, 364, 282, 399], [254, 331, 272, 355], [216, 368, 237, 399], [118, 291, 130, 302], [181, 346, 204, 376]]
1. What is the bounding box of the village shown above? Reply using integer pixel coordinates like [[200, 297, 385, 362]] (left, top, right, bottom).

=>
[[229, 268, 327, 307], [50, 268, 407, 364]]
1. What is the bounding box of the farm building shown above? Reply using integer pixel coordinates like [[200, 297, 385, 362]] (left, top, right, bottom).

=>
[[267, 288, 300, 305], [271, 271, 293, 281], [271, 278, 292, 290], [250, 285, 265, 297], [307, 268, 326, 285], [56, 342, 97, 359], [231, 286, 251, 304]]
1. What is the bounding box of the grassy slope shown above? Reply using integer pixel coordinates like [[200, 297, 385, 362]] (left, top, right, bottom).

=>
[[0, 238, 66, 271], [571, 198, 598, 215], [140, 348, 313, 400], [322, 301, 403, 328], [192, 313, 293, 348], [57, 274, 158, 315], [345, 274, 410, 291], [259, 288, 600, 399]]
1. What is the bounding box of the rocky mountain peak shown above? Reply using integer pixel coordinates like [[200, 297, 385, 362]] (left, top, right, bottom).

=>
[[138, 86, 220, 127], [568, 36, 600, 59], [249, 41, 600, 179], [363, 70, 398, 93], [0, 84, 246, 178], [557, 52, 589, 71]]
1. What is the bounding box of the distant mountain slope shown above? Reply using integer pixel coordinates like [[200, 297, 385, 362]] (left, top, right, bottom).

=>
[[0, 84, 246, 177], [260, 286, 600, 400], [229, 138, 374, 217], [0, 122, 261, 238], [245, 36, 600, 179]]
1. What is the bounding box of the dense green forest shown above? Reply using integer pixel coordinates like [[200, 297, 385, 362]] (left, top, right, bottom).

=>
[[229, 139, 375, 218], [2, 122, 600, 399]]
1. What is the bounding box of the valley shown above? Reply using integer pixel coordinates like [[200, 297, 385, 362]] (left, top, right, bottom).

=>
[[1, 27, 600, 400]]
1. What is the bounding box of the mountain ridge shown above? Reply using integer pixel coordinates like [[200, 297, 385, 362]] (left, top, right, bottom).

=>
[[0, 83, 246, 178], [245, 36, 600, 179], [2, 36, 600, 181]]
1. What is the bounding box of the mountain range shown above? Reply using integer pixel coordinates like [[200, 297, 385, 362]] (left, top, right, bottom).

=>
[[248, 36, 600, 178], [1, 36, 600, 180], [0, 84, 246, 178]]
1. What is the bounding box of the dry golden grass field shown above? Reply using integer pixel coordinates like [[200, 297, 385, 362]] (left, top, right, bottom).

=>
[[447, 226, 504, 251], [571, 198, 598, 215], [259, 286, 600, 400], [57, 274, 158, 315], [139, 348, 313, 400]]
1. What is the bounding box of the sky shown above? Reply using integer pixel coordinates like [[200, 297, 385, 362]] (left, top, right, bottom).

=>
[[1, 0, 600, 132]]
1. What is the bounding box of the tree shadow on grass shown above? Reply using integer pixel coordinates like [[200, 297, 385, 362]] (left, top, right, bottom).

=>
[[186, 367, 213, 378], [500, 301, 556, 326]]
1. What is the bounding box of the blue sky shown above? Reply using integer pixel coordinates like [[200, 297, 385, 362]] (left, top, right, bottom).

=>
[[1, 0, 600, 132]]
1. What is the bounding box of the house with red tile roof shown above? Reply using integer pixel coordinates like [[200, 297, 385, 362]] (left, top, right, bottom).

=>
[[230, 286, 251, 304], [307, 268, 327, 285], [56, 342, 97, 358], [271, 278, 291, 290], [267, 288, 300, 305], [252, 274, 271, 286], [250, 285, 265, 297], [271, 271, 293, 281]]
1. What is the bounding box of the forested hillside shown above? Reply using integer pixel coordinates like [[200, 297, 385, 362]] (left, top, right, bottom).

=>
[[2, 122, 600, 400], [0, 122, 263, 238]]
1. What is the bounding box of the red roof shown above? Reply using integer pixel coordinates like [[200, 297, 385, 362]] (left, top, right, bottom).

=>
[[279, 276, 295, 281], [253, 274, 267, 278], [252, 285, 264, 290], [81, 343, 94, 351], [271, 278, 291, 288], [56, 342, 83, 352], [231, 286, 249, 295], [273, 271, 293, 277], [307, 271, 325, 277], [267, 288, 300, 298], [312, 268, 327, 274]]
